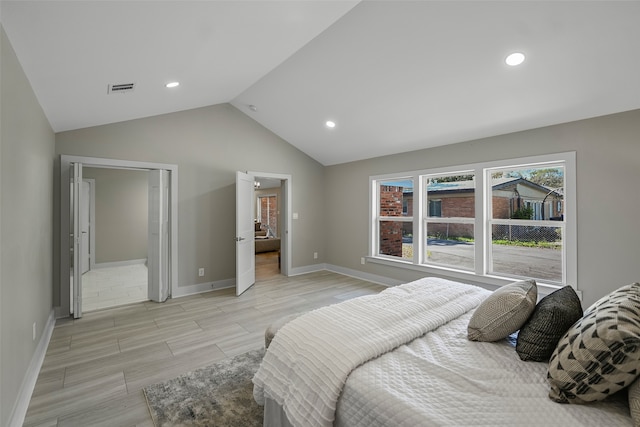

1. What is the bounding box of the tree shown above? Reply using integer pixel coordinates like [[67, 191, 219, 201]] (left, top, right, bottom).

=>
[[527, 168, 564, 188], [431, 174, 474, 183], [511, 206, 534, 220]]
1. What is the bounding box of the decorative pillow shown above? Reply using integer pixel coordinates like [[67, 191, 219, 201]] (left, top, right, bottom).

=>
[[516, 286, 583, 362], [468, 279, 537, 342], [629, 376, 640, 426], [547, 282, 640, 403]]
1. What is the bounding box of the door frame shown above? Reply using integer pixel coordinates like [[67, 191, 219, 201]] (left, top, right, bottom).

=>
[[82, 178, 96, 273], [249, 171, 291, 277], [59, 155, 178, 317]]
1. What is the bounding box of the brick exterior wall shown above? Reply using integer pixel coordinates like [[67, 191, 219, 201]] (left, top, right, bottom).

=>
[[379, 185, 404, 257], [492, 196, 510, 219]]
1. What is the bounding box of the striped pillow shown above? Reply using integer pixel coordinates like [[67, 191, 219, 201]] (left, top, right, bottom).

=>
[[468, 279, 537, 342], [629, 376, 640, 426], [516, 286, 583, 362], [547, 282, 640, 403]]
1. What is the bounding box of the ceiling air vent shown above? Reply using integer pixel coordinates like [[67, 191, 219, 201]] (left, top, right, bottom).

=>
[[107, 83, 135, 94]]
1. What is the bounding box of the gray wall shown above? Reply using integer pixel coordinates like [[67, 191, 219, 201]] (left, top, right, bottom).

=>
[[83, 167, 148, 264], [55, 104, 326, 300], [325, 109, 640, 307], [0, 26, 55, 426]]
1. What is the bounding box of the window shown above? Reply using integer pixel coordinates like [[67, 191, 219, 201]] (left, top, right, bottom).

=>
[[370, 153, 576, 289], [488, 164, 565, 283], [257, 194, 277, 236], [428, 199, 442, 217], [377, 178, 413, 261], [424, 172, 475, 271]]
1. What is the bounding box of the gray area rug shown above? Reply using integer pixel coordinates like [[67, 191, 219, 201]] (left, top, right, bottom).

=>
[[143, 349, 265, 427]]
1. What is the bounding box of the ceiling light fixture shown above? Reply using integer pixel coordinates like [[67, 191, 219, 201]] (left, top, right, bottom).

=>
[[505, 52, 525, 66], [165, 81, 180, 88], [325, 120, 336, 129]]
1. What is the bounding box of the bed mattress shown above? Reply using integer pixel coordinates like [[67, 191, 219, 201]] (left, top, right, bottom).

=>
[[334, 312, 632, 427]]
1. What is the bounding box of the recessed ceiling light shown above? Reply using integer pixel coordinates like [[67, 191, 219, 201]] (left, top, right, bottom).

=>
[[505, 52, 525, 66], [165, 81, 180, 88], [325, 120, 336, 128]]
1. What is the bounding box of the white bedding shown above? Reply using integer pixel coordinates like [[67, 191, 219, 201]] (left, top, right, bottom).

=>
[[257, 277, 633, 427], [253, 277, 489, 427], [335, 312, 633, 427]]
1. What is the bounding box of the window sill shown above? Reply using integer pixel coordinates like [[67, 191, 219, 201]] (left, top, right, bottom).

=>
[[365, 256, 580, 300]]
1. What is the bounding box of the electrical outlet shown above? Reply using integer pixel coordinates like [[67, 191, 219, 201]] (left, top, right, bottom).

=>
[[361, 257, 366, 265], [32, 322, 37, 341], [313, 252, 318, 259], [198, 268, 204, 277]]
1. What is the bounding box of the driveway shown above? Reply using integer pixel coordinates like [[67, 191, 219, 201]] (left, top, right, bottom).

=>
[[406, 238, 562, 282]]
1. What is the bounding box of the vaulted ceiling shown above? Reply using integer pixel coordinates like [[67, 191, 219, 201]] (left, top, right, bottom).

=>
[[2, 1, 640, 165]]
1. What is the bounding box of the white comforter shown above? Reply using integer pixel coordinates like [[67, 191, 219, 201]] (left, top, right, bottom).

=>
[[335, 312, 633, 427], [252, 277, 489, 427]]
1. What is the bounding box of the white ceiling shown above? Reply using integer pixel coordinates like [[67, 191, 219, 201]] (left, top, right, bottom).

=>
[[2, 1, 640, 166]]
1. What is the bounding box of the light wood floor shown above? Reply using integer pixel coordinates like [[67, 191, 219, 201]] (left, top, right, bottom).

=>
[[23, 270, 385, 427]]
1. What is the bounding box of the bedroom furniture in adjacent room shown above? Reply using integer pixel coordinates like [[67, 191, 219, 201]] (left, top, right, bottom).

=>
[[255, 222, 281, 253]]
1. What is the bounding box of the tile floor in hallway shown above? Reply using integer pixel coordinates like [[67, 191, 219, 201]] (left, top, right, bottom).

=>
[[81, 263, 148, 312]]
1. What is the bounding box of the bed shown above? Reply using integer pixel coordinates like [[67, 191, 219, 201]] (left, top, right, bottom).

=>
[[253, 277, 639, 427]]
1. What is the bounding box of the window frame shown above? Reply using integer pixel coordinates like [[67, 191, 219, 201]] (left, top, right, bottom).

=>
[[423, 171, 476, 272], [375, 178, 416, 262], [368, 152, 577, 294]]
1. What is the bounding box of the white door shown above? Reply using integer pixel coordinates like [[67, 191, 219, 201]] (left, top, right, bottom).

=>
[[236, 171, 255, 295], [148, 169, 170, 302], [71, 162, 84, 318], [80, 180, 91, 274]]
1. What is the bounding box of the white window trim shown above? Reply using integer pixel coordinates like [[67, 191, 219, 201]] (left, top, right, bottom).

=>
[[369, 152, 577, 296]]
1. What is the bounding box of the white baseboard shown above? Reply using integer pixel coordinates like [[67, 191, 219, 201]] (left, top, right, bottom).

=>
[[8, 310, 56, 427], [324, 264, 399, 287], [170, 264, 398, 300], [171, 278, 235, 298], [288, 263, 398, 287], [288, 263, 327, 276], [94, 258, 147, 269]]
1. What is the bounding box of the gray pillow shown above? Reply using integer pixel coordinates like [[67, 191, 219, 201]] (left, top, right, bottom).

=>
[[468, 279, 537, 342], [516, 286, 583, 362], [547, 282, 640, 403]]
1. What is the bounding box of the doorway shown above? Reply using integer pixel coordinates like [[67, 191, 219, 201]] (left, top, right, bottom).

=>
[[80, 167, 149, 312], [255, 179, 282, 281], [60, 155, 178, 318], [235, 171, 291, 296]]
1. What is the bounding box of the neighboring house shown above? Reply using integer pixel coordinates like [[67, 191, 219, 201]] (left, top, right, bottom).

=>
[[426, 177, 563, 221], [380, 177, 564, 255]]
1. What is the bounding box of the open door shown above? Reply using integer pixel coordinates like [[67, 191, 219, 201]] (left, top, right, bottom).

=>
[[71, 162, 83, 318], [236, 171, 256, 295], [148, 169, 170, 302]]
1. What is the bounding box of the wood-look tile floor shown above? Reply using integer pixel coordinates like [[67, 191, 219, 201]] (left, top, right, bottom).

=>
[[82, 264, 148, 312], [23, 270, 385, 427]]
